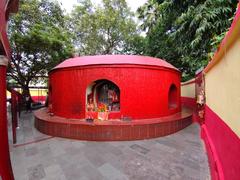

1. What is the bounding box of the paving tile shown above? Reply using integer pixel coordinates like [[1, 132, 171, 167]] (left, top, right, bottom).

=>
[[130, 144, 150, 154], [44, 164, 62, 175], [154, 143, 176, 154], [8, 111, 210, 180], [14, 174, 28, 180], [42, 174, 67, 180], [155, 137, 184, 150], [84, 151, 106, 167], [25, 146, 38, 157], [80, 164, 105, 180], [27, 164, 46, 180], [98, 163, 128, 180], [78, 176, 90, 180], [44, 164, 66, 180], [123, 154, 169, 180]]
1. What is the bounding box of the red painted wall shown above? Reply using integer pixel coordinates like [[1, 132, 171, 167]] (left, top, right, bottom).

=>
[[0, 67, 14, 180], [1, 1, 18, 179], [181, 97, 202, 123], [0, 1, 7, 26], [201, 105, 240, 180], [181, 97, 196, 109], [1, 0, 19, 57], [49, 65, 181, 119]]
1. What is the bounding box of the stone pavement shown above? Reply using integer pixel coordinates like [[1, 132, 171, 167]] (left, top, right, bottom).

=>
[[8, 110, 210, 180]]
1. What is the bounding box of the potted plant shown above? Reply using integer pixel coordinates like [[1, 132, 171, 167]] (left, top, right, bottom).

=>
[[97, 103, 108, 121]]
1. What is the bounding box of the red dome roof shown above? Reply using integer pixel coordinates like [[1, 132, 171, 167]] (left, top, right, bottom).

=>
[[52, 55, 179, 71]]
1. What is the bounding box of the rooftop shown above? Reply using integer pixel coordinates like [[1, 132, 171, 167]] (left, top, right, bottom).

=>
[[52, 55, 179, 71]]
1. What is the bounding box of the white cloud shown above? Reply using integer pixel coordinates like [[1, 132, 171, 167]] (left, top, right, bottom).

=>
[[126, 0, 147, 12]]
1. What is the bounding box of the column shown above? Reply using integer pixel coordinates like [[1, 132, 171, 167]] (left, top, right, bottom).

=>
[[0, 55, 14, 180]]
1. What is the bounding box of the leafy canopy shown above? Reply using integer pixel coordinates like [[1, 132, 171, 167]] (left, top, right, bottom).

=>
[[137, 0, 237, 81], [8, 0, 73, 95], [68, 0, 139, 55]]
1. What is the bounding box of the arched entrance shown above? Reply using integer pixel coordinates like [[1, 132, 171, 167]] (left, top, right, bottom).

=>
[[168, 84, 178, 109], [86, 79, 120, 112]]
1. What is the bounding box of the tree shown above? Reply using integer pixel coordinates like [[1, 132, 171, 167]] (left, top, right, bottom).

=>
[[68, 0, 139, 55], [137, 0, 238, 81], [122, 34, 147, 55], [8, 0, 73, 98]]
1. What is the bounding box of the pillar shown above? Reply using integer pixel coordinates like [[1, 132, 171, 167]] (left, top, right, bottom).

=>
[[0, 55, 14, 180]]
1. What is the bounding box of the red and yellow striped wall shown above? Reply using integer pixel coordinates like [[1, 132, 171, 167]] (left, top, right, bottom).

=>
[[181, 78, 196, 108], [7, 88, 48, 102], [181, 3, 240, 180]]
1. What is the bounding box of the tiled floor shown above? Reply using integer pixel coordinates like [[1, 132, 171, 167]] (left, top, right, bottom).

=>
[[8, 109, 210, 180]]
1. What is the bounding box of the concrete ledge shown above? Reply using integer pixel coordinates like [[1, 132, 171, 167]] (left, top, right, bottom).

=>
[[34, 107, 192, 141]]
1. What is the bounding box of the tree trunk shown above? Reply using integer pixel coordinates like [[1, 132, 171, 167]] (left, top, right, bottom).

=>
[[22, 85, 32, 102]]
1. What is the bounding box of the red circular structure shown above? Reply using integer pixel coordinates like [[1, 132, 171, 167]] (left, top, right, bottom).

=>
[[48, 55, 181, 119], [35, 55, 192, 141]]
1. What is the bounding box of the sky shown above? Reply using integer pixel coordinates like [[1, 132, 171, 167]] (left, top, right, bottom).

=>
[[57, 0, 148, 13]]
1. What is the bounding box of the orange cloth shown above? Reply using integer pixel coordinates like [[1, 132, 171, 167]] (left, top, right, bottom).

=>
[[86, 103, 95, 119]]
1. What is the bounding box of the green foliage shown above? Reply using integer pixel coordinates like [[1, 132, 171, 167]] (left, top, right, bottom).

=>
[[8, 0, 73, 95], [122, 35, 147, 55], [68, 0, 139, 55], [8, 0, 237, 92], [137, 0, 238, 81]]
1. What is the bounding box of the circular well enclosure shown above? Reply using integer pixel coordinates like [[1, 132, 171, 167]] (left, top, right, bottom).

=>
[[48, 55, 181, 120]]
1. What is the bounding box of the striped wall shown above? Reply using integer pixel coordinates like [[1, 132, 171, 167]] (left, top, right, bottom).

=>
[[201, 3, 240, 180], [181, 79, 195, 98]]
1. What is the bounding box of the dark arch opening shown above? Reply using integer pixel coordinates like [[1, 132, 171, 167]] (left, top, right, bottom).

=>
[[168, 84, 178, 109], [86, 79, 120, 112]]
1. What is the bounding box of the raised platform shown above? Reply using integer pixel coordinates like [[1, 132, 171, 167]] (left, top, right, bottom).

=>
[[34, 107, 193, 141]]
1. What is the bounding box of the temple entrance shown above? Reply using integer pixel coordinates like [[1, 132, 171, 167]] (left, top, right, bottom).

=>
[[86, 79, 120, 112]]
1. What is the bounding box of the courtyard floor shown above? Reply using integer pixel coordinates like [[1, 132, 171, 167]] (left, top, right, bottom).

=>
[[8, 108, 210, 180]]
